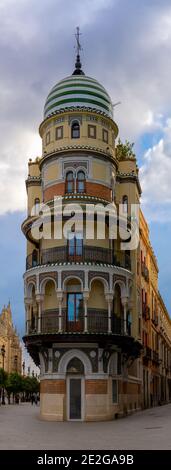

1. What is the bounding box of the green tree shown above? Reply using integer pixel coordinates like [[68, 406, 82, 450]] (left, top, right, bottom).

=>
[[0, 368, 8, 404], [5, 376, 14, 404], [0, 367, 7, 387], [5, 372, 23, 404], [22, 376, 40, 401], [116, 139, 135, 160]]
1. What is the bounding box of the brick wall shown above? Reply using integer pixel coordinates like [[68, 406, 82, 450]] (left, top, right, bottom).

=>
[[85, 379, 108, 394], [44, 182, 111, 203], [86, 182, 111, 201], [122, 382, 140, 395], [40, 380, 66, 394], [44, 183, 65, 202]]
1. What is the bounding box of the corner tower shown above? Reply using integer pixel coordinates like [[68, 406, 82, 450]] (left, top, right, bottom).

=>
[[22, 34, 142, 421]]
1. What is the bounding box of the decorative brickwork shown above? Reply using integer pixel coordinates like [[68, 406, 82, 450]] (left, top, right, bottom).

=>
[[123, 382, 140, 395], [44, 181, 111, 203], [64, 161, 87, 170], [88, 271, 109, 287], [62, 270, 84, 286], [113, 275, 126, 284], [40, 379, 66, 394], [27, 275, 36, 286], [44, 182, 65, 201], [85, 182, 111, 201], [39, 272, 58, 288], [52, 347, 98, 373], [85, 379, 108, 394]]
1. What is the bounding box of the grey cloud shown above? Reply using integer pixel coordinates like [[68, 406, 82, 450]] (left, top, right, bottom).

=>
[[1, 0, 171, 214]]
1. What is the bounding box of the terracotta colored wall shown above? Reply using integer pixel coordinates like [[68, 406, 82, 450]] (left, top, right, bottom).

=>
[[40, 380, 66, 394], [44, 182, 111, 202], [85, 380, 108, 394]]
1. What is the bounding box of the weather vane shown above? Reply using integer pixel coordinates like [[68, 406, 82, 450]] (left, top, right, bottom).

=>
[[112, 101, 121, 117], [73, 26, 84, 75], [112, 101, 121, 109], [75, 26, 82, 55]]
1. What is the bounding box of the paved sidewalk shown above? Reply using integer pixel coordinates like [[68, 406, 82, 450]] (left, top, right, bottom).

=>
[[0, 403, 171, 450]]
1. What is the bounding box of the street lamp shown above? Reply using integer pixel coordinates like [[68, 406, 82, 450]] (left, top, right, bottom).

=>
[[22, 361, 25, 376], [14, 355, 18, 372], [1, 344, 5, 405]]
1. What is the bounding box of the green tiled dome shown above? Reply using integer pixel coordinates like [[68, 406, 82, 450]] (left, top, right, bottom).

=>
[[44, 74, 113, 119]]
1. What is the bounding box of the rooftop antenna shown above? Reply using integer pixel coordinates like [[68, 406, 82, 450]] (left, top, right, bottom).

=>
[[72, 26, 84, 75]]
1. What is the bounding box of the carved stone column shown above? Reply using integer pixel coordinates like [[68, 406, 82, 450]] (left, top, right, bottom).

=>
[[121, 296, 129, 335], [36, 294, 44, 334], [57, 291, 63, 332], [24, 297, 32, 334], [105, 293, 114, 334], [83, 291, 89, 333]]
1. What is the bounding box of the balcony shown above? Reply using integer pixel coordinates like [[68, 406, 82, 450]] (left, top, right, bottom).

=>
[[26, 309, 125, 336], [152, 350, 159, 364], [152, 316, 158, 327], [143, 346, 152, 360], [26, 247, 131, 271], [142, 303, 150, 320], [141, 262, 149, 282]]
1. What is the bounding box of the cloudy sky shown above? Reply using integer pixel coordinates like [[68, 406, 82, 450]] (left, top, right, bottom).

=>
[[0, 0, 171, 337]]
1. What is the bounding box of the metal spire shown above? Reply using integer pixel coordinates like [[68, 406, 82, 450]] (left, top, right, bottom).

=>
[[72, 26, 85, 75], [75, 26, 82, 56]]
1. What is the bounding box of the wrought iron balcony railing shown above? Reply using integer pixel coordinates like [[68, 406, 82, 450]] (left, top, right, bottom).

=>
[[152, 316, 158, 327], [26, 309, 126, 336], [26, 247, 131, 271], [141, 262, 149, 282], [143, 346, 152, 360], [152, 350, 159, 364], [142, 303, 150, 320]]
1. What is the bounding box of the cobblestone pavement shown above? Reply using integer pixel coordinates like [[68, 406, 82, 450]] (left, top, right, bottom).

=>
[[0, 403, 171, 450]]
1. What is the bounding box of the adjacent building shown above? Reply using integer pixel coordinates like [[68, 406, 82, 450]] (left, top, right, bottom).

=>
[[22, 44, 171, 421], [140, 211, 171, 407], [0, 303, 22, 374]]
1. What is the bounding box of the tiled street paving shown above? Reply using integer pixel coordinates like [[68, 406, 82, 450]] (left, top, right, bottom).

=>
[[0, 403, 171, 450]]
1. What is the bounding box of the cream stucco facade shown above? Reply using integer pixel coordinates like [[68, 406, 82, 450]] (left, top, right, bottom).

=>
[[22, 50, 171, 421]]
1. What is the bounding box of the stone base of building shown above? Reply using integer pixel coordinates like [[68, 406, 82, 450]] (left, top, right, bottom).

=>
[[39, 378, 141, 422]]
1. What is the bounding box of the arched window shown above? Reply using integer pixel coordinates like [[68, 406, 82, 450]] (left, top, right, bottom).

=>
[[34, 198, 40, 215], [122, 195, 128, 213], [77, 171, 85, 193], [127, 311, 132, 336], [67, 357, 84, 374], [68, 232, 83, 260], [66, 171, 74, 193], [67, 293, 84, 332], [71, 121, 80, 139]]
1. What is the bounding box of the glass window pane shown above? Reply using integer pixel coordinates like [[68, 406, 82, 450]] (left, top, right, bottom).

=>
[[78, 181, 84, 192], [68, 294, 75, 321], [68, 237, 75, 255], [112, 380, 118, 403], [67, 182, 73, 193], [77, 171, 85, 180], [72, 123, 80, 138], [76, 294, 83, 319], [67, 172, 73, 181], [76, 238, 83, 255]]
